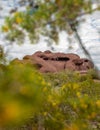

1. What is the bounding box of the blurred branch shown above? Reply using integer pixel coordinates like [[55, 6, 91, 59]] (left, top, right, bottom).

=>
[[69, 22, 100, 79], [79, 7, 100, 17], [47, 7, 100, 27]]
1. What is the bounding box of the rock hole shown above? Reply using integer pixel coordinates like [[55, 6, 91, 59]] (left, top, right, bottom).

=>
[[87, 66, 90, 69], [51, 58, 55, 60], [57, 57, 70, 61], [85, 60, 88, 62], [43, 57, 48, 60], [75, 62, 82, 66], [36, 63, 42, 69], [40, 55, 44, 58]]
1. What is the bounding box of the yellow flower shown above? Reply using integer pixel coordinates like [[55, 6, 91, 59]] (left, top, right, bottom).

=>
[[47, 82, 51, 87], [73, 84, 79, 90], [81, 103, 87, 109], [52, 102, 57, 107], [4, 102, 20, 121], [16, 17, 23, 24], [48, 95, 58, 107], [73, 103, 77, 110], [64, 124, 79, 130], [41, 80, 46, 86], [43, 112, 47, 116], [61, 85, 66, 90], [76, 92, 81, 98], [14, 12, 20, 17], [84, 94, 88, 97], [48, 95, 53, 102], [79, 98, 84, 104], [91, 112, 96, 119], [2, 26, 9, 32], [82, 124, 87, 128], [96, 100, 100, 108], [43, 87, 47, 92], [87, 112, 96, 119]]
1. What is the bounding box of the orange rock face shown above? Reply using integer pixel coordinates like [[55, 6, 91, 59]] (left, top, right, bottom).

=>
[[12, 51, 94, 73]]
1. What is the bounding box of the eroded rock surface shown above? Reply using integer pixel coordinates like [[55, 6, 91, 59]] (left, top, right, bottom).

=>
[[12, 51, 94, 73]]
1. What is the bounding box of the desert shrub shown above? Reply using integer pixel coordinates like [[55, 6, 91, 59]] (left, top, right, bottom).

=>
[[0, 64, 49, 128], [0, 65, 100, 130]]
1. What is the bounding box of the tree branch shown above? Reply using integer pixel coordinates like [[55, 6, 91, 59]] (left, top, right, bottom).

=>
[[69, 23, 100, 79], [78, 7, 100, 17]]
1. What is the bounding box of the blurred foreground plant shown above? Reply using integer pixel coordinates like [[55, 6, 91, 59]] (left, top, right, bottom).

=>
[[0, 63, 49, 128], [0, 64, 100, 130]]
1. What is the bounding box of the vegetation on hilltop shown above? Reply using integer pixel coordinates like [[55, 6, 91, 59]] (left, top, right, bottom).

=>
[[0, 63, 100, 130]]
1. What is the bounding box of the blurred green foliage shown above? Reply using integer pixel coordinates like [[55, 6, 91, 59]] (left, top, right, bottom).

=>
[[2, 0, 100, 44], [0, 63, 49, 128], [0, 63, 100, 130]]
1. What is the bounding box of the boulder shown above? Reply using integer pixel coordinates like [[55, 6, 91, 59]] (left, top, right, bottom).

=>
[[12, 51, 94, 73]]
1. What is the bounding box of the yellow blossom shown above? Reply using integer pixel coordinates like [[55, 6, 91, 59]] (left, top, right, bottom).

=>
[[81, 103, 87, 109], [79, 98, 84, 104], [43, 87, 47, 92], [48, 95, 58, 106], [48, 95, 53, 102], [16, 17, 23, 24], [76, 92, 81, 98], [64, 124, 79, 130], [3, 102, 20, 121], [91, 112, 96, 118], [41, 80, 46, 86], [87, 112, 96, 119], [96, 100, 100, 107], [43, 112, 47, 116], [2, 26, 9, 32], [47, 82, 51, 87], [73, 103, 77, 110], [82, 124, 87, 128], [14, 12, 20, 17], [38, 76, 42, 80], [52, 102, 57, 107], [84, 94, 88, 97], [61, 85, 66, 90], [73, 84, 79, 90]]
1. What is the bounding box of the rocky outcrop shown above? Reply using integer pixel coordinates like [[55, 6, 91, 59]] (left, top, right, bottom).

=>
[[12, 50, 94, 73]]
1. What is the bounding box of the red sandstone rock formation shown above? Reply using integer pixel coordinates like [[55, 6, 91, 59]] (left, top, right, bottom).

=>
[[12, 51, 94, 73]]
